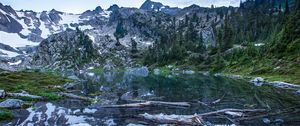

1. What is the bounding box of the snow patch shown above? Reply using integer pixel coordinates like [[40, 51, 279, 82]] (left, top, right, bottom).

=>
[[102, 11, 112, 18], [0, 31, 39, 48], [60, 13, 80, 25], [79, 25, 93, 30], [71, 123, 91, 126], [8, 60, 22, 66], [83, 108, 97, 114], [40, 21, 51, 38], [0, 49, 20, 57], [87, 34, 95, 43]]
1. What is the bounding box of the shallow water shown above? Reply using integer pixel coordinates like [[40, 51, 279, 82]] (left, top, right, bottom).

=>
[[2, 71, 300, 126]]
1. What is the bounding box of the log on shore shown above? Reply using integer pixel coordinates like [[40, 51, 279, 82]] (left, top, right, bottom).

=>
[[59, 92, 93, 101], [7, 93, 43, 99]]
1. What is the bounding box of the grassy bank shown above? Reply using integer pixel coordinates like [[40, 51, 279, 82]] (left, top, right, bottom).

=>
[[0, 69, 71, 100]]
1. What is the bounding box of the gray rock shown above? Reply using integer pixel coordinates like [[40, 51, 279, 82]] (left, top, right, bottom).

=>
[[252, 77, 264, 82], [153, 68, 160, 75], [250, 77, 264, 86], [0, 99, 25, 108], [262, 118, 271, 124], [0, 89, 6, 98]]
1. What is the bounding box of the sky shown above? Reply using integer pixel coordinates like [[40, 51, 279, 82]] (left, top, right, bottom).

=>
[[0, 0, 241, 14]]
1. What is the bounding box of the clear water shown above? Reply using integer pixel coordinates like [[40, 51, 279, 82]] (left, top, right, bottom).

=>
[[2, 71, 300, 126]]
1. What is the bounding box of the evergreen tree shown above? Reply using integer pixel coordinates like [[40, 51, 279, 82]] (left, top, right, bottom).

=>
[[284, 0, 289, 14], [296, 0, 300, 11], [114, 19, 127, 46], [131, 38, 138, 53]]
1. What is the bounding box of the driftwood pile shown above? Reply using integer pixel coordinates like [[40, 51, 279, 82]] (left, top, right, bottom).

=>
[[139, 108, 266, 125], [100, 96, 269, 126]]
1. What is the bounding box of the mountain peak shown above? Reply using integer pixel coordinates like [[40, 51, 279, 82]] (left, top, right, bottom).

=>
[[95, 6, 103, 13], [140, 0, 164, 10], [107, 4, 119, 11]]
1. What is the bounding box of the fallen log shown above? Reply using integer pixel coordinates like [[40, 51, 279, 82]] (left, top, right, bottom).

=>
[[59, 92, 93, 101], [197, 108, 266, 117], [102, 101, 191, 108], [140, 113, 204, 125], [139, 108, 266, 125], [7, 93, 43, 100]]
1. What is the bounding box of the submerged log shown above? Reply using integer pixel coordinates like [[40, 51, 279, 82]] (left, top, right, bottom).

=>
[[139, 108, 266, 125], [102, 101, 191, 108], [140, 113, 204, 125], [197, 108, 266, 117]]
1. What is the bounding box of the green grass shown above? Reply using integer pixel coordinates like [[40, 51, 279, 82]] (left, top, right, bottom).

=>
[[37, 93, 61, 101], [0, 70, 71, 100], [223, 56, 300, 85]]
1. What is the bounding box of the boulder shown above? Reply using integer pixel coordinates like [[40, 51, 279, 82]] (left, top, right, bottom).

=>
[[0, 99, 25, 108]]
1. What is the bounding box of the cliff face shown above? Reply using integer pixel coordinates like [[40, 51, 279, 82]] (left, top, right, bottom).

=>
[[32, 29, 99, 70]]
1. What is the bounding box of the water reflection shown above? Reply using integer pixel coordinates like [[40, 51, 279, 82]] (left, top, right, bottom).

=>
[[3, 70, 300, 125]]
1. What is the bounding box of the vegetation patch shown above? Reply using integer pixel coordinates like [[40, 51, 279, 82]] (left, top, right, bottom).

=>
[[0, 109, 12, 121], [0, 70, 70, 100]]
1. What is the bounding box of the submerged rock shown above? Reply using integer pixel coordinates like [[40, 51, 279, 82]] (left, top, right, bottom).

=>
[[262, 118, 271, 124], [0, 99, 25, 108]]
